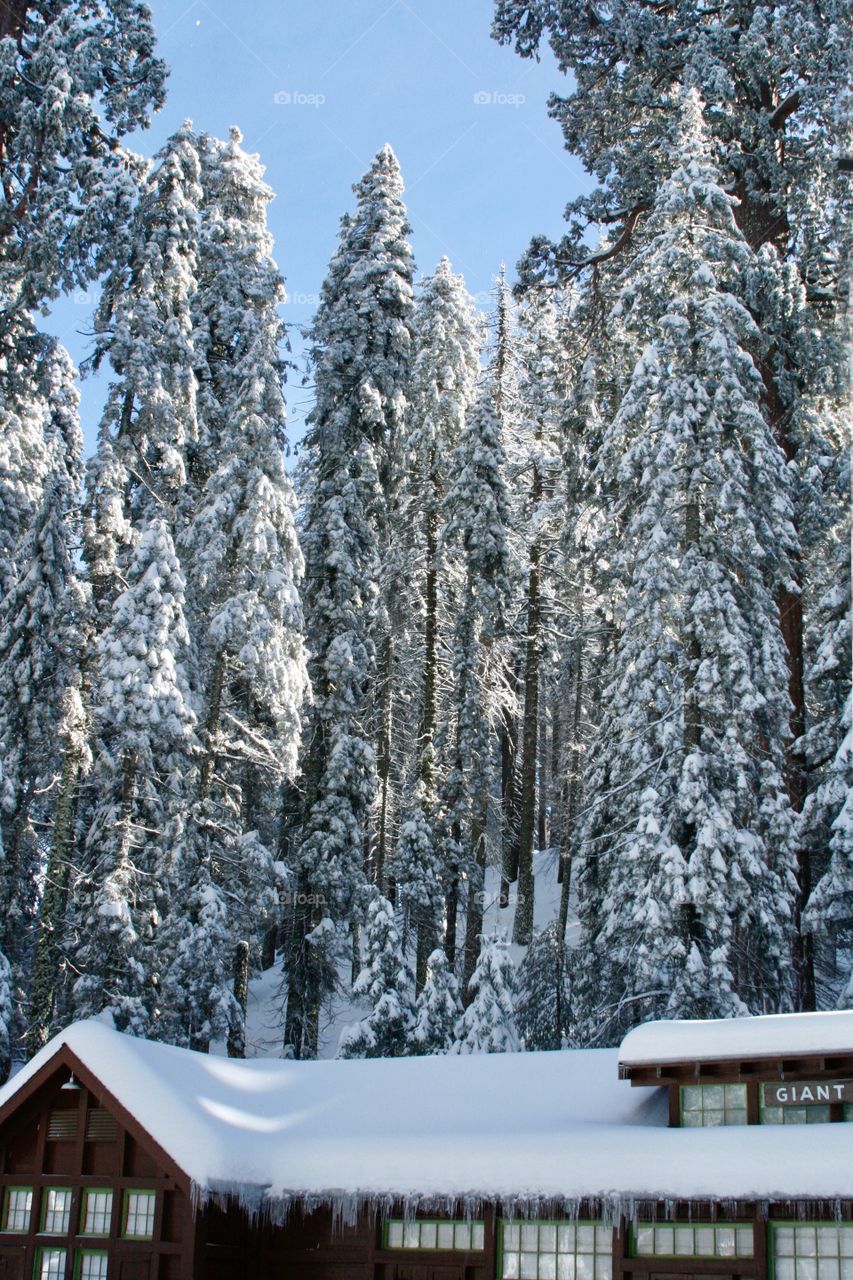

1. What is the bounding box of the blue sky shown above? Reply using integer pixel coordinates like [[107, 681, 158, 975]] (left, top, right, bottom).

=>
[[44, 0, 593, 452]]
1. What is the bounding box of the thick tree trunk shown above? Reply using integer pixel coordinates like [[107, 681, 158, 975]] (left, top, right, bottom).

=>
[[374, 634, 394, 889], [227, 940, 250, 1058], [513, 548, 541, 945], [25, 747, 81, 1058], [462, 803, 487, 998], [558, 605, 585, 944]]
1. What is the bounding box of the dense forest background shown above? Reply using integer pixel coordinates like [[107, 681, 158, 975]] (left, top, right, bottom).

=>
[[0, 0, 850, 1076]]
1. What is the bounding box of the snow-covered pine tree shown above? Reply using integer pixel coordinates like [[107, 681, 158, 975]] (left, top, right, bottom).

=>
[[338, 895, 415, 1058], [393, 258, 483, 985], [87, 122, 202, 600], [454, 932, 520, 1054], [511, 289, 571, 945], [801, 449, 853, 1006], [287, 146, 414, 1057], [516, 921, 572, 1050], [575, 91, 800, 1036], [411, 947, 463, 1055], [0, 0, 165, 316], [443, 390, 512, 991], [0, 339, 86, 1067], [71, 520, 197, 1036], [165, 127, 308, 1051], [494, 0, 851, 1008]]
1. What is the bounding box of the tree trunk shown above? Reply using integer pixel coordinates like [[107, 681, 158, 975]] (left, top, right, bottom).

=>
[[374, 633, 394, 889], [25, 747, 81, 1057], [513, 512, 542, 946], [227, 940, 250, 1058], [462, 802, 487, 998]]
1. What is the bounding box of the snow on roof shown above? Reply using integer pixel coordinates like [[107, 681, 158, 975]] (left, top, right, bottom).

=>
[[619, 1010, 853, 1067], [1, 1020, 851, 1222]]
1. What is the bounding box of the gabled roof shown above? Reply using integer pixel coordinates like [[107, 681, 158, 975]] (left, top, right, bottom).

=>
[[0, 1019, 850, 1223], [619, 1010, 853, 1068]]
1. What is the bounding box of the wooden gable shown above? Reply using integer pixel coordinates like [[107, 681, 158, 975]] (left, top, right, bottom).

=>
[[0, 1046, 197, 1280]]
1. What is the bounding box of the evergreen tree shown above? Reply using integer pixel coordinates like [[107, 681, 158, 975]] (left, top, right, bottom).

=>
[[87, 123, 202, 599], [411, 948, 463, 1055], [0, 339, 85, 1067], [575, 92, 800, 1036], [71, 520, 197, 1035], [394, 258, 483, 980], [516, 921, 572, 1050], [338, 895, 415, 1058], [180, 129, 308, 1004], [454, 932, 519, 1054], [286, 146, 414, 1058], [0, 0, 166, 315], [443, 391, 512, 991], [494, 0, 851, 1009]]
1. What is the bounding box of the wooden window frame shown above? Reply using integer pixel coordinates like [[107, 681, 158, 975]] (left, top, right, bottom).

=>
[[769, 1221, 853, 1280], [39, 1187, 73, 1236], [630, 1223, 755, 1260], [1, 1185, 33, 1233], [498, 1217, 614, 1280], [79, 1188, 113, 1238], [33, 1245, 68, 1279], [121, 1189, 156, 1241], [75, 1249, 109, 1280], [680, 1084, 748, 1128], [383, 1218, 486, 1252]]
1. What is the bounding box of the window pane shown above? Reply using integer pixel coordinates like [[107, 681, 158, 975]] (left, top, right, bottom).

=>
[[505, 1225, 521, 1251], [521, 1252, 539, 1279], [557, 1257, 576, 1280], [454, 1223, 471, 1251], [472, 1223, 485, 1250], [3, 1188, 32, 1232], [841, 1230, 853, 1257], [437, 1222, 455, 1249], [776, 1260, 796, 1280], [43, 1188, 72, 1234], [820, 1231, 842, 1257], [523, 1225, 541, 1252], [635, 1228, 654, 1254], [577, 1226, 595, 1252], [654, 1228, 674, 1256], [540, 1254, 557, 1280], [818, 1260, 841, 1280], [737, 1228, 754, 1257], [716, 1228, 736, 1257], [403, 1222, 420, 1248], [504, 1254, 520, 1280], [675, 1228, 695, 1256], [387, 1221, 403, 1248], [80, 1255, 109, 1280], [558, 1226, 576, 1252], [419, 1223, 436, 1249], [540, 1226, 557, 1253]]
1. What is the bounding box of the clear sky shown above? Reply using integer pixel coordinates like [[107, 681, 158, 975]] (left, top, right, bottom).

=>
[[44, 0, 593, 452]]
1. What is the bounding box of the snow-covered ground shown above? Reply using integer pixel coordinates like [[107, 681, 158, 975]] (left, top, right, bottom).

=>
[[224, 848, 577, 1061]]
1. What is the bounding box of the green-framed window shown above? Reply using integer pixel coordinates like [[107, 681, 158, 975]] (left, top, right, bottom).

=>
[[122, 1190, 155, 1240], [772, 1224, 853, 1280], [632, 1224, 753, 1259], [384, 1219, 485, 1251], [2, 1186, 33, 1232], [80, 1189, 113, 1236], [681, 1083, 748, 1127], [34, 1248, 67, 1279], [41, 1187, 73, 1235], [77, 1251, 109, 1279], [762, 1103, 832, 1125], [499, 1219, 612, 1280]]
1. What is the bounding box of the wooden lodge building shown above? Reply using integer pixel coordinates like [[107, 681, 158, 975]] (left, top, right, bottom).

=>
[[0, 1011, 851, 1280]]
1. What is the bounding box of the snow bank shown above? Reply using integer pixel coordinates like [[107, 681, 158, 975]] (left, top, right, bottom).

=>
[[2, 1020, 851, 1223], [619, 1010, 853, 1066]]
